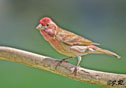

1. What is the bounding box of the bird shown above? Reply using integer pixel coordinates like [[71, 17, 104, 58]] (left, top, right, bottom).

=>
[[36, 17, 120, 75]]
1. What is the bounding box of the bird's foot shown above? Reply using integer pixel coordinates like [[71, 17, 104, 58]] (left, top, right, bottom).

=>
[[55, 56, 73, 69], [55, 59, 66, 69], [73, 66, 80, 76]]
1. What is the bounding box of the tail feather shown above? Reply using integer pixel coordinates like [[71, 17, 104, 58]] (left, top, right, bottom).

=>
[[96, 48, 120, 59]]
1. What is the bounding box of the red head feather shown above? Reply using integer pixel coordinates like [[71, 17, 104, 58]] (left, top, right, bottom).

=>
[[40, 17, 51, 26]]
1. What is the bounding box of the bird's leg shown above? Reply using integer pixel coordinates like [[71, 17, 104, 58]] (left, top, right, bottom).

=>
[[55, 56, 73, 69], [73, 56, 81, 76]]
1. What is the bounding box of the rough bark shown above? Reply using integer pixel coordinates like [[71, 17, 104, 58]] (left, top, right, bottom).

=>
[[0, 46, 126, 88]]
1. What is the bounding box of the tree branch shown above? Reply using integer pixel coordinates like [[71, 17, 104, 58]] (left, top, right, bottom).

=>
[[0, 46, 125, 88]]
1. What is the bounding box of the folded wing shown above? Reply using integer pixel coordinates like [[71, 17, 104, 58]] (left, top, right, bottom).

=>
[[57, 28, 99, 46]]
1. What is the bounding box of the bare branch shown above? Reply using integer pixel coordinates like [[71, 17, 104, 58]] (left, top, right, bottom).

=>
[[0, 46, 126, 88]]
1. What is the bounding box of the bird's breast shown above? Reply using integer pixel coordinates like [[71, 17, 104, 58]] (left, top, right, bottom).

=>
[[41, 30, 75, 56]]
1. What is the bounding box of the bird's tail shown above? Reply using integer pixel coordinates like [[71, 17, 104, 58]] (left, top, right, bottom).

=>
[[88, 45, 120, 59], [96, 48, 120, 59]]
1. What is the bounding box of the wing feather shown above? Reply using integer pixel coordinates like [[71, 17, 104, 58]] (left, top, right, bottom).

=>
[[56, 28, 98, 46]]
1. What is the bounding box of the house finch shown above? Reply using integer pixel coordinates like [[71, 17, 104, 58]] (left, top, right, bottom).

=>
[[36, 17, 120, 75]]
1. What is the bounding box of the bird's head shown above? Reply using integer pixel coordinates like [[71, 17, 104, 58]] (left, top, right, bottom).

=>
[[36, 17, 57, 31]]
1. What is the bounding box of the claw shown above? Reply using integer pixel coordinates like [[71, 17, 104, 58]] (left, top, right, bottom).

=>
[[73, 66, 80, 76], [55, 56, 73, 69], [55, 59, 65, 69]]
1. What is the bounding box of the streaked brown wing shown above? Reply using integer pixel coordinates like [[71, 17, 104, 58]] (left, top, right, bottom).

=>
[[57, 29, 96, 46]]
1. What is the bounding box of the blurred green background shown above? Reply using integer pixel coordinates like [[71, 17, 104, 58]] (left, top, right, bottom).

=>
[[0, 0, 125, 88]]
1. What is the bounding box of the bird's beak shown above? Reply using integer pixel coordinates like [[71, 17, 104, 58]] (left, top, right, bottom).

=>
[[36, 24, 43, 31]]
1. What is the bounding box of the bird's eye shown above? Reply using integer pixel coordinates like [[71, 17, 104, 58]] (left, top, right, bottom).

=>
[[46, 24, 49, 26]]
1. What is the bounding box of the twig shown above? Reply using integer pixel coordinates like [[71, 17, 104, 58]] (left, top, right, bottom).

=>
[[0, 46, 125, 88]]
